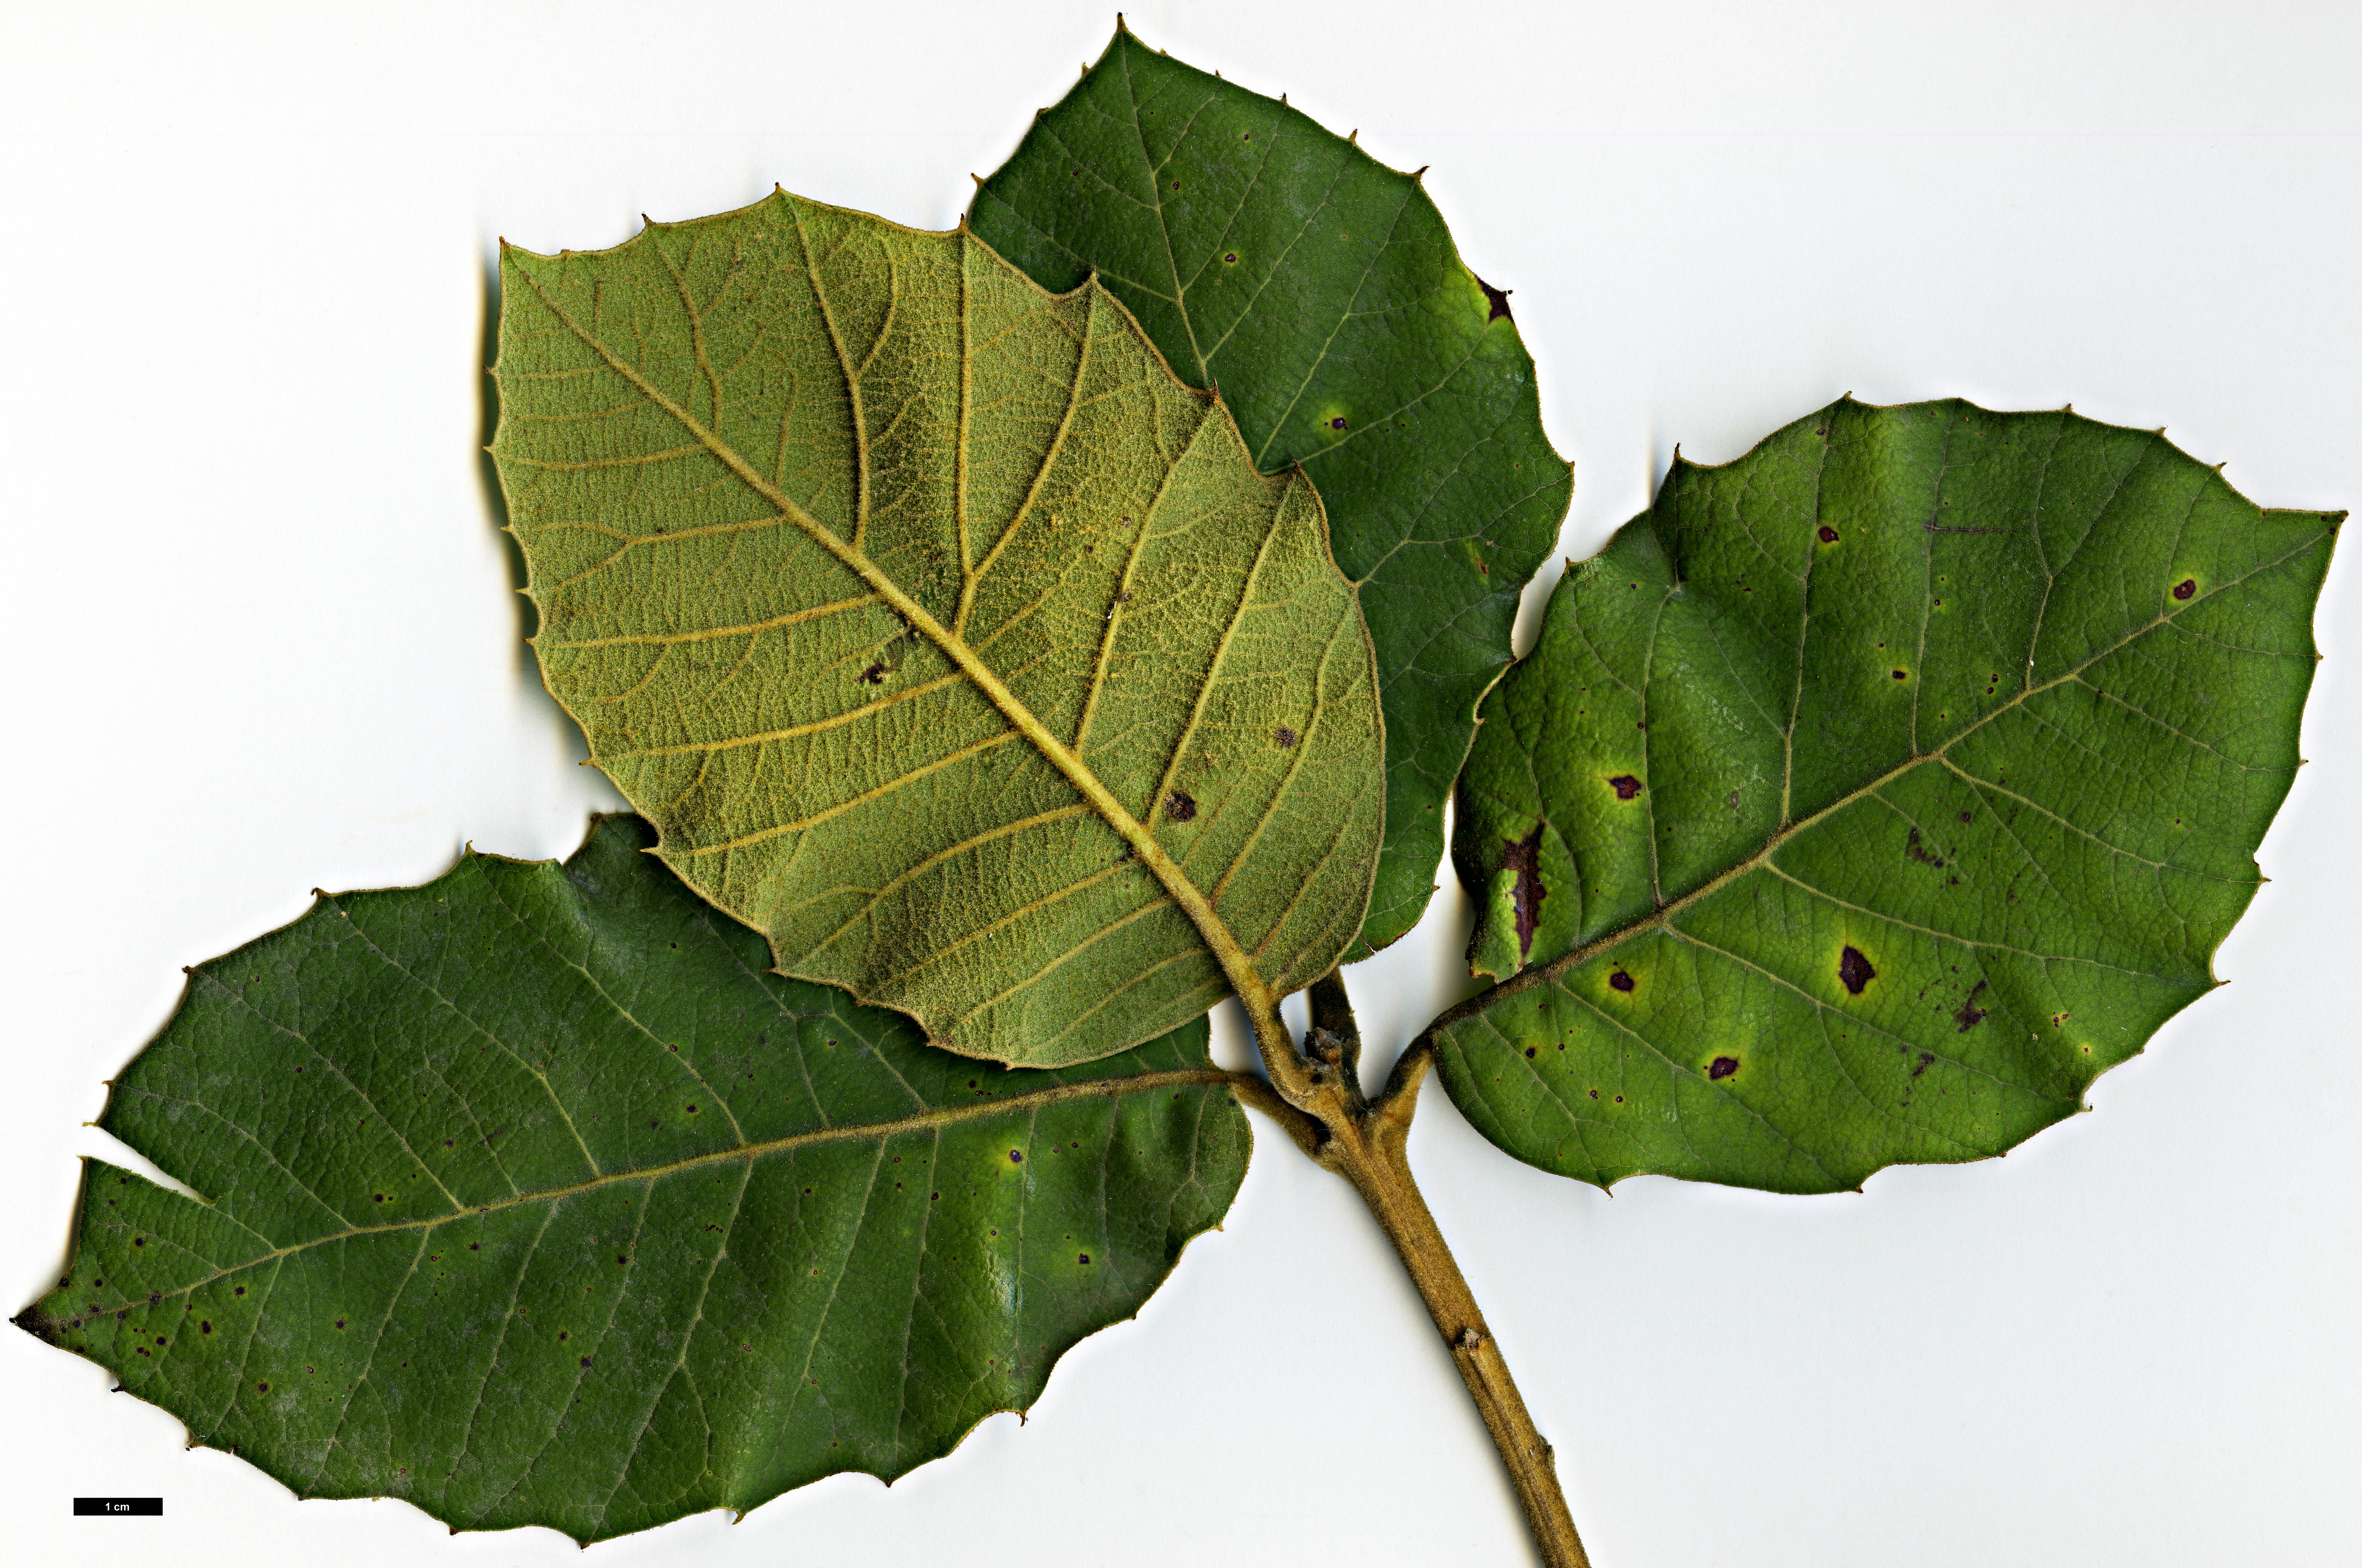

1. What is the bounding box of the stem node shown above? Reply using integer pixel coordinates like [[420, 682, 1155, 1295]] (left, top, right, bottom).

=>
[[1229, 969, 1594, 1568]]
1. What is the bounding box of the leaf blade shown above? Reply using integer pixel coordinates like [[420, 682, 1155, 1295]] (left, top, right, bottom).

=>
[[17, 817, 1249, 1539], [493, 192, 1384, 1066], [1435, 398, 2339, 1192], [971, 25, 1573, 953]]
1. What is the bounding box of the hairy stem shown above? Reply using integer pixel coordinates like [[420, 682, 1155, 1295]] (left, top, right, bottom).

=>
[[1240, 968, 1592, 1568]]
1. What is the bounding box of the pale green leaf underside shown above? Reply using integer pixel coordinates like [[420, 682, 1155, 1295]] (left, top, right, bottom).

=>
[[493, 192, 1382, 1069], [1438, 398, 2339, 1193], [18, 818, 1247, 1542]]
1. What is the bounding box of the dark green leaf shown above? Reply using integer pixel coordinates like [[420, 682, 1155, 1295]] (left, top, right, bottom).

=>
[[16, 817, 1246, 1540], [972, 24, 1573, 954], [1435, 398, 2339, 1192]]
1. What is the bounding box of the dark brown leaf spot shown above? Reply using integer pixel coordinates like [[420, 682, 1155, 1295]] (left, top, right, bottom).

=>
[[1905, 826, 1945, 868], [1817, 525, 1839, 543], [200, 1321, 212, 1334], [2173, 578, 2197, 600], [1327, 416, 1347, 431], [1524, 1046, 1537, 1059], [1165, 789, 1197, 823], [1838, 945, 1877, 995], [1472, 273, 1514, 323], [1607, 774, 1643, 801], [1912, 1050, 1936, 1077], [1009, 1149, 1024, 1164], [580, 1356, 592, 1368], [1708, 1056, 1740, 1080], [1272, 726, 1297, 748], [1498, 827, 1546, 961], [1608, 970, 1635, 993], [1223, 251, 1238, 264], [1891, 669, 1909, 682], [1953, 980, 1988, 1033], [1078, 1253, 1091, 1265], [858, 662, 887, 684]]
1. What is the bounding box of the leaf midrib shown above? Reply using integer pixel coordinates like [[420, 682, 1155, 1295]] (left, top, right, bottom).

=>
[[1430, 522, 2328, 1035], [508, 253, 1296, 1029], [37, 1068, 1238, 1333]]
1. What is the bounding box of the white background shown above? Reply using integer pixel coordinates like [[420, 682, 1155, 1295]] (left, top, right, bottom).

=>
[[4, 2, 2358, 1563]]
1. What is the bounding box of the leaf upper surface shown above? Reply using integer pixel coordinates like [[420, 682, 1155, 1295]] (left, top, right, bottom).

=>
[[493, 192, 1383, 1067], [1437, 398, 2340, 1193], [18, 817, 1247, 1541], [971, 25, 1572, 954]]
